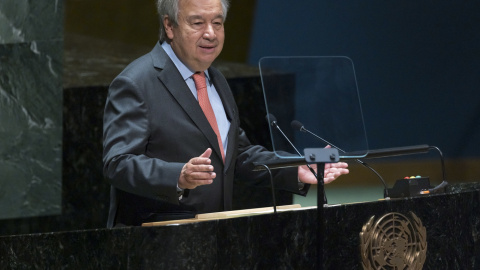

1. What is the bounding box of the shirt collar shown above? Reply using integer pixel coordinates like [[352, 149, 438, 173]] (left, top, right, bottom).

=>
[[161, 42, 211, 84]]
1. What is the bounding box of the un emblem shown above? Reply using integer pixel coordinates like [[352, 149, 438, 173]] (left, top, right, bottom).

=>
[[360, 212, 427, 269]]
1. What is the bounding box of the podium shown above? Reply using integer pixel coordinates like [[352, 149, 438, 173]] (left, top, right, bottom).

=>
[[0, 182, 479, 269]]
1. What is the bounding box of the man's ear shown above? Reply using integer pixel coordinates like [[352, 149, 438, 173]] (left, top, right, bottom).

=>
[[164, 15, 174, 40]]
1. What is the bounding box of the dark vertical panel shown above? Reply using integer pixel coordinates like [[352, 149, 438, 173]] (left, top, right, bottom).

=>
[[0, 0, 63, 219]]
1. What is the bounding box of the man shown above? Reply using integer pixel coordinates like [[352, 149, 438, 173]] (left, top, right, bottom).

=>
[[103, 0, 349, 227]]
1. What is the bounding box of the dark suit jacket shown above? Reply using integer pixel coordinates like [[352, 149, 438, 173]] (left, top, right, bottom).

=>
[[103, 43, 307, 227]]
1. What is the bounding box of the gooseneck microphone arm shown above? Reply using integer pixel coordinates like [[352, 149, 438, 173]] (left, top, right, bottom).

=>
[[269, 116, 305, 158], [291, 120, 344, 152], [266, 114, 327, 203], [257, 163, 277, 214], [267, 115, 317, 178], [291, 120, 390, 198], [428, 146, 449, 193]]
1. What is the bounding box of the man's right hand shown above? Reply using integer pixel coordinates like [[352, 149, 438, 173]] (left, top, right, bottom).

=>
[[178, 148, 216, 189]]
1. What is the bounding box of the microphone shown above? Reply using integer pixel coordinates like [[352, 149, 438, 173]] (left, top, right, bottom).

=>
[[291, 120, 344, 152], [291, 119, 390, 198], [267, 114, 305, 158], [266, 114, 326, 202]]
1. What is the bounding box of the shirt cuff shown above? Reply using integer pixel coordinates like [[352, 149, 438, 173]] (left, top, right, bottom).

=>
[[176, 184, 184, 199], [298, 178, 305, 190]]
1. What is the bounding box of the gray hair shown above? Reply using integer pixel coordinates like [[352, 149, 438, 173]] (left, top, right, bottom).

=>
[[156, 0, 230, 43]]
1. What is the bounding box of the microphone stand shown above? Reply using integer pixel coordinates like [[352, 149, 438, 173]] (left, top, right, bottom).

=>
[[255, 147, 339, 270], [317, 162, 326, 270], [303, 148, 339, 270], [259, 115, 341, 270]]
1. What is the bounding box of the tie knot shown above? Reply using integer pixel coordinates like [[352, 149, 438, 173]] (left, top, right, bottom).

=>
[[192, 72, 207, 91]]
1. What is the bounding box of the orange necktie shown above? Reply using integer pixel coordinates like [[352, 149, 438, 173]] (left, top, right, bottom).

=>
[[192, 72, 225, 162]]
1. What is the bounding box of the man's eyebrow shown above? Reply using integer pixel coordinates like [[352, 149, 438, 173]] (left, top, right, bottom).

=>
[[186, 14, 225, 21], [212, 14, 225, 20], [186, 15, 203, 21]]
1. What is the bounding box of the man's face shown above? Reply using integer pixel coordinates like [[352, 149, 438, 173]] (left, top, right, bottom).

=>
[[165, 0, 225, 72]]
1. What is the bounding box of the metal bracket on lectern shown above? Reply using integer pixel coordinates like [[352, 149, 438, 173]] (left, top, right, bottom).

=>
[[304, 148, 340, 163]]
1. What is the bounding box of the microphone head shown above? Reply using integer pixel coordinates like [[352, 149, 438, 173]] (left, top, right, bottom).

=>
[[291, 120, 304, 131], [266, 113, 277, 126]]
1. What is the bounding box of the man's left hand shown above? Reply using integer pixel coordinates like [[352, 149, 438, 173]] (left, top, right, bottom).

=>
[[298, 162, 349, 185]]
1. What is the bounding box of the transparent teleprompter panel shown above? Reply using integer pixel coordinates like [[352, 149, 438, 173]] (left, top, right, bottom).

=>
[[259, 56, 368, 160]]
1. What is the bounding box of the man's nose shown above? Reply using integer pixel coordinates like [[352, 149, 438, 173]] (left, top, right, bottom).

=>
[[203, 24, 216, 40]]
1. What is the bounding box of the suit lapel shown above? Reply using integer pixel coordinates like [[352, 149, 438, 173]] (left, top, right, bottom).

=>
[[152, 44, 224, 162]]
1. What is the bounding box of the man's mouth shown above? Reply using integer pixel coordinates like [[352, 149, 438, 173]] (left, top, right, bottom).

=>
[[199, 45, 216, 53]]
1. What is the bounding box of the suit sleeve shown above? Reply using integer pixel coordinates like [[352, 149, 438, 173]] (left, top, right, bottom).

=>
[[102, 75, 184, 204]]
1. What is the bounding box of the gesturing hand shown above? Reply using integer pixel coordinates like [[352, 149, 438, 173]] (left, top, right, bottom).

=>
[[298, 162, 349, 184], [178, 148, 216, 189], [298, 145, 349, 184]]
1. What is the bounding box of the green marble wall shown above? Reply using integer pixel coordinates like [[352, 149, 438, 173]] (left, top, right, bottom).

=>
[[0, 1, 63, 219]]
